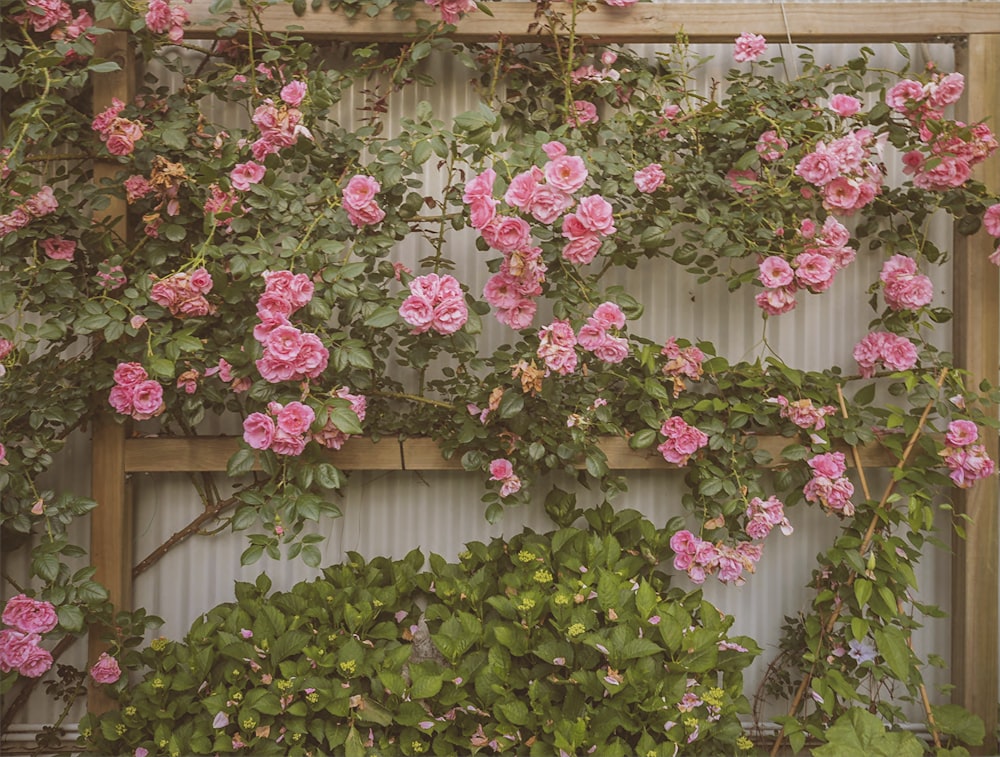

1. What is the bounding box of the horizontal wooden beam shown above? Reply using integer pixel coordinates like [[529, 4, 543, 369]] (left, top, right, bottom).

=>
[[123, 434, 900, 473], [186, 2, 1000, 42]]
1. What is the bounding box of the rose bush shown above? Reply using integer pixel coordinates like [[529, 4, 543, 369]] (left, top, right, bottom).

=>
[[2, 0, 1000, 752]]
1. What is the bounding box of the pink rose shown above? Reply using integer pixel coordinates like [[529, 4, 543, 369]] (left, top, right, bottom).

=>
[[243, 412, 275, 450], [541, 141, 567, 159], [829, 94, 862, 117], [544, 155, 588, 194], [793, 251, 835, 291], [41, 237, 76, 261], [2, 595, 58, 634], [280, 80, 307, 107], [504, 168, 541, 211], [528, 185, 573, 225], [562, 234, 603, 265], [343, 174, 380, 209], [574, 195, 615, 235], [928, 72, 964, 109], [984, 204, 1000, 237], [733, 32, 767, 63], [90, 652, 122, 684], [946, 420, 979, 447], [0, 630, 37, 672], [886, 79, 926, 112], [104, 133, 136, 157], [537, 319, 578, 375], [591, 302, 625, 330], [482, 216, 532, 252], [462, 168, 496, 203], [17, 642, 53, 678], [757, 256, 794, 288], [113, 362, 148, 388], [569, 100, 599, 127], [489, 458, 514, 480], [755, 286, 797, 316], [276, 401, 315, 435], [634, 163, 666, 193], [230, 161, 266, 191], [131, 380, 165, 420]]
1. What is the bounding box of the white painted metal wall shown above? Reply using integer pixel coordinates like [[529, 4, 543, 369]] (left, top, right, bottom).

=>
[[1, 25, 965, 738]]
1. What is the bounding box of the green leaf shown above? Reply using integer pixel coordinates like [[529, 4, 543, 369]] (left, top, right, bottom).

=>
[[629, 428, 657, 449], [227, 448, 256, 477], [57, 604, 85, 632], [875, 626, 911, 681], [364, 305, 399, 328], [930, 704, 985, 746], [813, 708, 923, 757]]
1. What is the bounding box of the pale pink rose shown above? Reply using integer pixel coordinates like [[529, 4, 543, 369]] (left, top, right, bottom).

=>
[[537, 319, 578, 375], [755, 130, 788, 161], [819, 216, 851, 248], [913, 155, 971, 190], [0, 630, 37, 672], [2, 595, 58, 634], [634, 163, 666, 193], [562, 234, 603, 265], [822, 177, 863, 212], [280, 81, 307, 107], [189, 267, 213, 294], [881, 334, 919, 372], [17, 640, 53, 678], [544, 155, 588, 194], [983, 204, 1000, 237], [928, 72, 964, 109], [591, 333, 628, 363], [670, 530, 698, 570], [541, 141, 567, 159], [131, 380, 165, 420], [528, 185, 573, 225], [468, 197, 497, 229], [808, 452, 847, 479], [757, 256, 794, 288], [243, 412, 275, 450], [41, 237, 76, 261], [89, 652, 122, 684], [880, 255, 933, 311], [400, 273, 468, 335], [462, 168, 496, 203], [230, 161, 266, 191], [733, 32, 767, 63], [794, 251, 835, 291], [343, 174, 381, 209], [0, 444, 6, 464], [494, 298, 537, 330], [946, 420, 979, 447], [829, 94, 862, 117], [499, 475, 522, 497], [755, 286, 797, 316], [592, 302, 626, 330], [795, 145, 840, 186], [270, 427, 307, 456], [574, 195, 615, 234], [569, 100, 599, 127], [886, 79, 926, 112], [108, 385, 134, 415], [853, 332, 884, 378], [275, 401, 315, 435], [17, 0, 71, 31], [482, 216, 532, 252], [603, 0, 637, 6], [504, 168, 541, 211], [489, 458, 514, 480]]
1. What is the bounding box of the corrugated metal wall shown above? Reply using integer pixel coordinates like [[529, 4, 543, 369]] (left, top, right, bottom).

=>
[[1, 22, 966, 736]]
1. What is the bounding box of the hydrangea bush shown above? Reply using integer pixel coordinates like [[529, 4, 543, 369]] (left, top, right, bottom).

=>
[[2, 0, 1000, 752]]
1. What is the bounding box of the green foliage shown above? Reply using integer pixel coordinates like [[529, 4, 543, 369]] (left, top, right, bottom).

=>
[[81, 510, 761, 756]]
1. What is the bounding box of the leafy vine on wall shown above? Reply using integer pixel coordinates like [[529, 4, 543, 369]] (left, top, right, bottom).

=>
[[2, 0, 1000, 753]]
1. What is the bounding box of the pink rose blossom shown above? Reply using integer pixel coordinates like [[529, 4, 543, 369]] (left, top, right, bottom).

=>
[[634, 163, 666, 193], [489, 458, 514, 480], [528, 185, 574, 225], [562, 234, 603, 265], [544, 155, 589, 194], [984, 204, 1000, 237], [243, 412, 275, 450], [569, 100, 599, 127], [829, 94, 862, 117], [733, 32, 767, 63], [946, 419, 979, 447], [399, 273, 468, 335], [541, 141, 567, 159], [537, 319, 578, 375], [880, 254, 934, 311], [275, 401, 315, 436], [230, 161, 266, 191], [280, 80, 307, 107], [504, 168, 540, 211], [2, 595, 58, 634], [726, 168, 757, 193], [41, 237, 76, 261], [17, 640, 53, 678], [90, 652, 122, 684], [755, 286, 797, 316], [758, 256, 795, 288], [657, 416, 708, 466], [755, 130, 788, 161]]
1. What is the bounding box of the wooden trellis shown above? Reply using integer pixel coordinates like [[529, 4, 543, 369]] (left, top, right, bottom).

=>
[[87, 3, 1000, 748]]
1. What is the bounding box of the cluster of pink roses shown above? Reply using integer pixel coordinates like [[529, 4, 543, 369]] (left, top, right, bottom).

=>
[[253, 270, 328, 383], [92, 98, 145, 157], [0, 185, 58, 237], [342, 174, 386, 228], [939, 420, 995, 489], [489, 458, 522, 498], [149, 266, 215, 318], [657, 416, 709, 466], [770, 395, 836, 431], [243, 401, 315, 457], [108, 362, 165, 421], [795, 127, 883, 215], [661, 337, 705, 397], [14, 0, 93, 59], [803, 452, 855, 517], [399, 273, 468, 335], [755, 216, 856, 315], [313, 388, 367, 450], [144, 0, 189, 44], [0, 594, 57, 678], [852, 331, 918, 378], [879, 254, 934, 311], [576, 302, 629, 364], [888, 72, 998, 191], [746, 495, 793, 539], [249, 92, 310, 161], [669, 530, 763, 585]]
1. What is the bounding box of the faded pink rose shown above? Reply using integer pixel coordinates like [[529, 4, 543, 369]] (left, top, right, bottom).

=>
[[399, 273, 468, 335], [733, 32, 766, 63], [657, 416, 708, 466], [2, 595, 58, 634], [634, 163, 666, 193], [829, 94, 862, 117], [984, 204, 1000, 237], [569, 100, 599, 127], [537, 319, 578, 375], [41, 237, 76, 261], [89, 652, 121, 684], [230, 161, 266, 191]]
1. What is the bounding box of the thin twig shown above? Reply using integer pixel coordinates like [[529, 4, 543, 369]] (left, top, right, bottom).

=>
[[132, 495, 239, 578]]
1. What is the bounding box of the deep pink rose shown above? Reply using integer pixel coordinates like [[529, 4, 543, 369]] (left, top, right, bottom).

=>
[[489, 458, 514, 480], [275, 401, 315, 435], [2, 595, 58, 634], [17, 642, 52, 678], [131, 380, 165, 420], [41, 237, 76, 261]]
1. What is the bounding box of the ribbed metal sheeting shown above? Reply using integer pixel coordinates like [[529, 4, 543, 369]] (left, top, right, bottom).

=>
[[1, 33, 964, 731]]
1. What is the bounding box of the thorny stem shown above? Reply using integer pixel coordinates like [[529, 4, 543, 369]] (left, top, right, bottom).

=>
[[769, 367, 948, 757]]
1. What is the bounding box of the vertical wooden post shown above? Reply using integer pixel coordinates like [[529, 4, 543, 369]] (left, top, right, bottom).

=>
[[951, 33, 1000, 754], [88, 30, 135, 716]]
